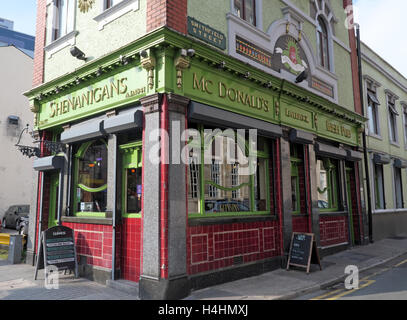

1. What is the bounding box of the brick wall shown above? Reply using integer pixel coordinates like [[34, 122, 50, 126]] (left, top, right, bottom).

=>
[[32, 0, 47, 87], [146, 0, 187, 34], [343, 0, 362, 115]]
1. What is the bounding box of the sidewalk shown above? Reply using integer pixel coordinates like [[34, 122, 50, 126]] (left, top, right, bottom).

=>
[[186, 235, 407, 300], [0, 235, 406, 300], [0, 260, 139, 300]]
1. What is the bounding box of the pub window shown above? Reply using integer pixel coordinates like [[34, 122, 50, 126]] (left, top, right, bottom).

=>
[[290, 144, 305, 214], [316, 158, 339, 211], [52, 0, 75, 41], [74, 139, 108, 217], [367, 89, 381, 136], [394, 166, 404, 209], [120, 142, 143, 217], [374, 164, 385, 210], [388, 97, 399, 144], [316, 16, 330, 70], [187, 127, 270, 217], [233, 0, 256, 26], [105, 0, 123, 10]]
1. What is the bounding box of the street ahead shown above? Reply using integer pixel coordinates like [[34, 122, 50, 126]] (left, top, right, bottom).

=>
[[296, 253, 407, 300]]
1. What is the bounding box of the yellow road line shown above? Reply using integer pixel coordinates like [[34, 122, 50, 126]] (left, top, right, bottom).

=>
[[326, 280, 375, 300], [310, 288, 343, 300], [394, 259, 407, 268]]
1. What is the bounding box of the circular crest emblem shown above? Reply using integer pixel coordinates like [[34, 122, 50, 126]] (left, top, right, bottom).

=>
[[78, 0, 95, 13]]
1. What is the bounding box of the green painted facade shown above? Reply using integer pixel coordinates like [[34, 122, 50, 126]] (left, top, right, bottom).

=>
[[26, 27, 364, 147], [361, 42, 407, 211], [44, 0, 146, 82]]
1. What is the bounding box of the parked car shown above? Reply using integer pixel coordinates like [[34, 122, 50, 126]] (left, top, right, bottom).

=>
[[16, 216, 29, 235], [1, 205, 30, 230]]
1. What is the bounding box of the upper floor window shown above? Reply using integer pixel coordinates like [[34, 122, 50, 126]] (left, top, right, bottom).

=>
[[233, 0, 256, 26], [105, 0, 123, 10], [316, 16, 330, 70], [387, 96, 399, 144], [394, 166, 404, 209], [367, 89, 381, 136], [52, 0, 75, 41], [403, 106, 407, 146]]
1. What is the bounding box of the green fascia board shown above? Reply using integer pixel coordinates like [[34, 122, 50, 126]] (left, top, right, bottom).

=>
[[25, 27, 366, 137]]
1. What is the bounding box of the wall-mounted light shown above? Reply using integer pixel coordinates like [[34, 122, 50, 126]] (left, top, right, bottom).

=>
[[119, 55, 129, 65], [55, 86, 60, 94], [140, 49, 148, 58], [295, 70, 308, 84], [217, 61, 226, 70], [187, 49, 195, 57], [96, 67, 103, 77], [243, 71, 251, 79], [264, 81, 272, 89], [70, 46, 87, 61], [75, 77, 81, 85]]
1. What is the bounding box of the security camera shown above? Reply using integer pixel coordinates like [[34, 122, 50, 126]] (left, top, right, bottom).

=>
[[70, 46, 86, 61], [295, 70, 308, 83]]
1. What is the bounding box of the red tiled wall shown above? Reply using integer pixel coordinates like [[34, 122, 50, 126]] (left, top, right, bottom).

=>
[[120, 218, 142, 282], [187, 220, 281, 275], [187, 140, 283, 275], [33, 0, 46, 87], [292, 216, 309, 233], [62, 222, 117, 270], [319, 216, 349, 247], [146, 0, 187, 34]]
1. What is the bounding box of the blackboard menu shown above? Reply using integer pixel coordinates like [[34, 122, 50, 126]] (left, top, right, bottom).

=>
[[35, 226, 78, 280], [287, 232, 322, 273]]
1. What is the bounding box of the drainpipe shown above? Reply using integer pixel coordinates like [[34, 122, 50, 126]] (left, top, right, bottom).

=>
[[355, 24, 373, 243], [36, 171, 44, 263], [111, 135, 117, 281]]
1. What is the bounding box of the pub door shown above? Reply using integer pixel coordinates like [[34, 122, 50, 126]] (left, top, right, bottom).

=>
[[119, 142, 142, 282], [48, 172, 60, 228]]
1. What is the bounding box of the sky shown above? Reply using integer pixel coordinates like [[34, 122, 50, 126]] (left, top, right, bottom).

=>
[[0, 1, 37, 36], [1, 1, 406, 77], [351, 0, 407, 77]]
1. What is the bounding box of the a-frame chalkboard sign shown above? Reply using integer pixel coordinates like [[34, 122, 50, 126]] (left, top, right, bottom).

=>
[[286, 232, 322, 274], [34, 226, 78, 280]]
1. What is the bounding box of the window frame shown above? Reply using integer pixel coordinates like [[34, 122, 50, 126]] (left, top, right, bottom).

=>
[[73, 139, 108, 218], [367, 90, 381, 136], [51, 0, 75, 42], [119, 141, 143, 218], [187, 126, 271, 218], [393, 165, 404, 209], [374, 163, 385, 210], [317, 157, 339, 212], [316, 16, 330, 70], [387, 95, 399, 144], [290, 144, 304, 215], [233, 0, 257, 27]]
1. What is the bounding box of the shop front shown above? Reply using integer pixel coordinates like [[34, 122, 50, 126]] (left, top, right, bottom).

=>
[[25, 28, 366, 299]]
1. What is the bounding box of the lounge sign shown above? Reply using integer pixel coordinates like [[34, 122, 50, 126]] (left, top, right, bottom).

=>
[[37, 66, 147, 129]]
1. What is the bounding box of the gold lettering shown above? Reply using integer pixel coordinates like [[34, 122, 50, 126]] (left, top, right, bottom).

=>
[[120, 78, 128, 94], [49, 102, 56, 118], [94, 88, 102, 103]]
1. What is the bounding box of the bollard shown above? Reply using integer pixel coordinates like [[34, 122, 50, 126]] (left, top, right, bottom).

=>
[[8, 235, 23, 264]]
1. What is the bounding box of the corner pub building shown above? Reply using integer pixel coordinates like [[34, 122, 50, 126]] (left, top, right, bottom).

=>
[[25, 0, 367, 299]]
